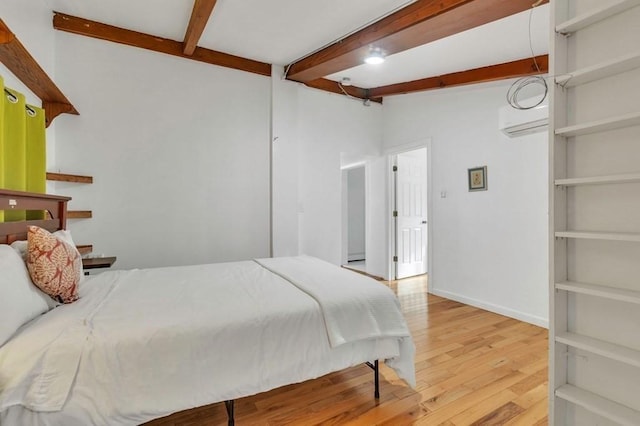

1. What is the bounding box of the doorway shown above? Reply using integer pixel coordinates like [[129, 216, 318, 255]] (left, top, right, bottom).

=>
[[342, 165, 366, 273], [393, 147, 428, 279]]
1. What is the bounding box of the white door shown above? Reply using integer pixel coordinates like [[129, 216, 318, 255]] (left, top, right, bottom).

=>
[[396, 149, 427, 279]]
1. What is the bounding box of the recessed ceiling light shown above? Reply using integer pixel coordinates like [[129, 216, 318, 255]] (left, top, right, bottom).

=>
[[364, 47, 385, 65]]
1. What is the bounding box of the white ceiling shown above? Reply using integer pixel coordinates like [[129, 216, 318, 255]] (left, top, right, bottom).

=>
[[201, 0, 417, 65], [49, 0, 549, 90]]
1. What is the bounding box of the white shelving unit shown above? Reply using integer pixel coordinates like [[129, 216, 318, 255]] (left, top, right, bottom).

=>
[[555, 0, 640, 34], [555, 385, 640, 426], [555, 281, 640, 305], [555, 111, 640, 137], [550, 0, 640, 424], [555, 52, 640, 88], [555, 230, 640, 242], [555, 332, 640, 368], [555, 172, 640, 186]]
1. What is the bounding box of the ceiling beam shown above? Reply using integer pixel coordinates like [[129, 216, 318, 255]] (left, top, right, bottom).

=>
[[53, 12, 271, 77], [303, 79, 382, 104], [0, 18, 78, 126], [286, 0, 549, 83], [368, 55, 548, 98], [183, 0, 218, 55], [0, 20, 15, 44]]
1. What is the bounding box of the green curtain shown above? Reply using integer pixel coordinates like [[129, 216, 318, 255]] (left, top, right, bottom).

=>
[[25, 104, 46, 219], [0, 76, 4, 223], [0, 75, 47, 222]]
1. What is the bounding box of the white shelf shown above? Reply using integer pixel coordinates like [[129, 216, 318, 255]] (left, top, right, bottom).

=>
[[556, 385, 640, 425], [555, 52, 640, 87], [556, 331, 640, 368], [555, 111, 640, 137], [555, 173, 640, 186], [555, 230, 640, 242], [552, 0, 640, 423], [556, 0, 640, 34], [556, 281, 640, 305]]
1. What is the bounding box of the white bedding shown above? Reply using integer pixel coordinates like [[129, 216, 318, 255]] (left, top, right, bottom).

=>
[[0, 256, 414, 425]]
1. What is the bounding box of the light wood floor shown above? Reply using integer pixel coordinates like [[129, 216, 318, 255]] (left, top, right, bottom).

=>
[[147, 275, 548, 425]]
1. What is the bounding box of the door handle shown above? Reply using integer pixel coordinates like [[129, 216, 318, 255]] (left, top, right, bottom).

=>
[[421, 220, 427, 224]]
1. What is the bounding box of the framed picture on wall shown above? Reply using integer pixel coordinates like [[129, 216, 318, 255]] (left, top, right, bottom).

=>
[[468, 166, 487, 192]]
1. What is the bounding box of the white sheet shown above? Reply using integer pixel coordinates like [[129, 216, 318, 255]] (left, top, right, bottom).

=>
[[0, 257, 414, 425], [256, 256, 411, 347], [256, 256, 416, 384]]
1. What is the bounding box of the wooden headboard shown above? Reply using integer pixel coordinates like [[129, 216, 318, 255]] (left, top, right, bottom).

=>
[[0, 189, 71, 244]]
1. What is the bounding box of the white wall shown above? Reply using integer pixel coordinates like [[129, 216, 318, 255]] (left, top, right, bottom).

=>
[[271, 78, 384, 267], [296, 88, 382, 266], [364, 156, 389, 279], [271, 67, 299, 257], [0, 0, 58, 171], [347, 166, 365, 260], [383, 80, 549, 326], [0, 1, 54, 105], [53, 32, 272, 269]]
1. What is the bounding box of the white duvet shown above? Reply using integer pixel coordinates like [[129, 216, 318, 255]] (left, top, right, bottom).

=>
[[0, 256, 415, 425]]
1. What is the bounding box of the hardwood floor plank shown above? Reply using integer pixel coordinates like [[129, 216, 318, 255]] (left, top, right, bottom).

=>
[[509, 367, 548, 395], [468, 401, 524, 425], [343, 393, 423, 425], [146, 275, 548, 425], [503, 396, 548, 425], [452, 391, 521, 425], [415, 371, 528, 425], [512, 382, 548, 410]]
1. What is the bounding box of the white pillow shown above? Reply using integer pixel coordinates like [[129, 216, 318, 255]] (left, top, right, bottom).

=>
[[0, 245, 53, 346], [52, 230, 84, 278], [11, 230, 84, 277], [9, 239, 28, 261]]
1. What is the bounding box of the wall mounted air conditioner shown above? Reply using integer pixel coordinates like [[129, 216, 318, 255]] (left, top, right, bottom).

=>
[[499, 97, 548, 137]]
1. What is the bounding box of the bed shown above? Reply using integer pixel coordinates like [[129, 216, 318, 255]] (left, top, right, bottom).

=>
[[0, 189, 415, 425]]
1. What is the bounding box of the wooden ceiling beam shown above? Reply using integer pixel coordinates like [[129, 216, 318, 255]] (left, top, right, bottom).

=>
[[0, 18, 78, 127], [183, 0, 218, 55], [368, 55, 548, 98], [53, 12, 271, 77], [303, 79, 382, 104], [0, 20, 15, 44], [286, 0, 549, 83]]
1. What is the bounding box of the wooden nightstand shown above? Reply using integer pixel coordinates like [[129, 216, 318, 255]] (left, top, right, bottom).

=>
[[82, 256, 117, 275]]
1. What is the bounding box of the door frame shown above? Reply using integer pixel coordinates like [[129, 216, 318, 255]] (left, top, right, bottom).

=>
[[385, 139, 433, 281]]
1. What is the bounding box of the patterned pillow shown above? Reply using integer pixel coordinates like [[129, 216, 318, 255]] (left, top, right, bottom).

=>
[[27, 226, 81, 303]]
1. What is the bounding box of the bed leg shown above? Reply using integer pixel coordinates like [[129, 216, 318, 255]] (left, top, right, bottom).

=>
[[225, 400, 235, 426], [365, 360, 380, 399], [374, 360, 380, 399]]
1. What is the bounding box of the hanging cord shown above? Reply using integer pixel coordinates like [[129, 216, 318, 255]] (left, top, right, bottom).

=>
[[528, 1, 542, 75], [506, 76, 548, 109], [506, 2, 548, 110], [338, 82, 371, 106], [282, 63, 293, 80]]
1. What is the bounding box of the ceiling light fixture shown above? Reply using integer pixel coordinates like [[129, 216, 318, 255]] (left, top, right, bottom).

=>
[[364, 47, 385, 65]]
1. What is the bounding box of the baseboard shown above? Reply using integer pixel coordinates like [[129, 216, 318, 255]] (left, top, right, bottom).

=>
[[429, 288, 548, 329], [347, 253, 365, 262]]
